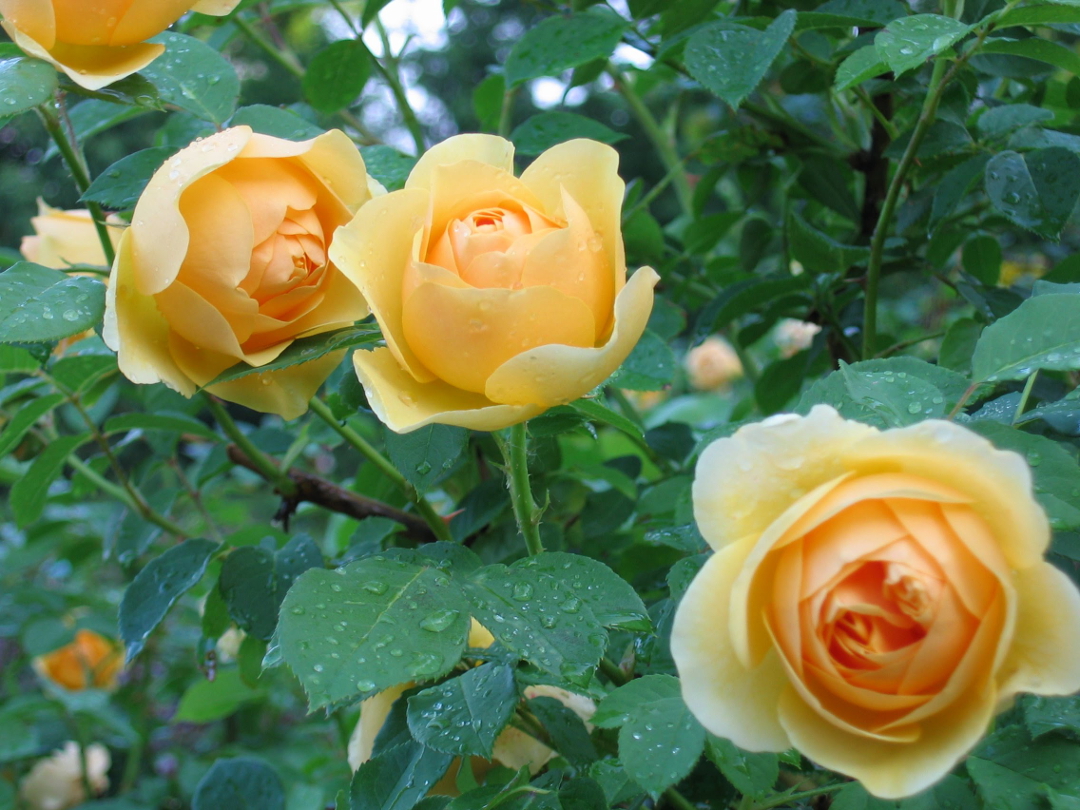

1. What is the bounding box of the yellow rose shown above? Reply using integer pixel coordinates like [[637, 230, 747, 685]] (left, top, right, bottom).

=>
[[672, 405, 1080, 798], [347, 621, 596, 795], [21, 200, 121, 269], [33, 629, 123, 691], [19, 742, 110, 810], [104, 126, 380, 419], [0, 0, 240, 91], [329, 134, 659, 433], [685, 336, 742, 391]]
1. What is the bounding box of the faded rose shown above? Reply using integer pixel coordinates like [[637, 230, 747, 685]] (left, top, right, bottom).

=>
[[672, 406, 1080, 798]]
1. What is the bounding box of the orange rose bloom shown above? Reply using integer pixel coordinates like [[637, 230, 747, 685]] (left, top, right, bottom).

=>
[[34, 629, 123, 691]]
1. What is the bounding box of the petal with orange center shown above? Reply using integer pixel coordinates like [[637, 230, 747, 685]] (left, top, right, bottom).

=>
[[841, 419, 1049, 568], [520, 188, 614, 341], [130, 127, 253, 295], [483, 266, 659, 408], [353, 347, 544, 433], [406, 134, 516, 192], [519, 139, 626, 292], [104, 229, 194, 394], [176, 172, 256, 302], [216, 158, 318, 246], [329, 188, 437, 383], [0, 0, 56, 48], [672, 536, 792, 752], [778, 677, 996, 799], [402, 280, 596, 395], [693, 406, 878, 553], [109, 0, 195, 46], [206, 350, 344, 420], [996, 561, 1080, 701], [426, 162, 546, 250], [248, 269, 366, 351]]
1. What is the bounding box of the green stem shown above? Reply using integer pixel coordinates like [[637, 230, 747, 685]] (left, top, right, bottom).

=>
[[663, 787, 699, 810], [65, 450, 188, 537], [307, 397, 453, 543], [496, 422, 544, 556], [233, 15, 304, 79], [608, 64, 694, 216], [373, 19, 427, 155], [37, 103, 115, 266], [752, 784, 844, 810], [205, 395, 299, 498], [498, 87, 516, 138], [1013, 371, 1038, 424], [599, 656, 630, 685], [862, 56, 949, 359]]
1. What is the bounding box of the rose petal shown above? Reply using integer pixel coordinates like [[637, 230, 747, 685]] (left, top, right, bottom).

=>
[[671, 537, 792, 752], [483, 266, 658, 407], [996, 561, 1080, 701], [206, 350, 345, 420], [405, 134, 515, 192], [107, 0, 193, 46], [348, 684, 408, 770], [22, 203, 114, 268], [155, 281, 246, 360], [841, 419, 1049, 568], [190, 0, 243, 15], [402, 280, 596, 394], [0, 1, 56, 48], [353, 347, 543, 433], [177, 172, 255, 297], [693, 406, 877, 552], [329, 189, 437, 384], [520, 139, 626, 292], [217, 158, 318, 246]]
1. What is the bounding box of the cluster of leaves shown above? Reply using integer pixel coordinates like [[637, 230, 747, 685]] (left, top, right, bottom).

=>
[[2, 0, 1080, 809]]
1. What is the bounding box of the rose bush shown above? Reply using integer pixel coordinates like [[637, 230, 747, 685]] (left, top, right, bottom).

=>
[[672, 405, 1080, 798], [330, 134, 659, 432], [0, 0, 240, 90], [104, 125, 380, 419]]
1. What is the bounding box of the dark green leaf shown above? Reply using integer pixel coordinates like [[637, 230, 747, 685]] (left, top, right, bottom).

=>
[[384, 424, 468, 493], [192, 757, 284, 810], [835, 45, 888, 92], [0, 57, 57, 116], [611, 329, 676, 391], [788, 210, 870, 275], [361, 146, 418, 191], [971, 293, 1080, 382], [939, 317, 983, 375], [206, 324, 379, 386], [962, 235, 1003, 285], [979, 37, 1080, 77], [528, 695, 598, 767], [705, 736, 778, 799], [511, 112, 626, 156], [230, 104, 325, 140], [304, 40, 372, 114], [81, 148, 172, 210], [0, 263, 106, 344], [12, 434, 87, 527], [504, 8, 629, 87], [985, 148, 1080, 239], [103, 411, 218, 441], [407, 664, 517, 758], [0, 393, 65, 457], [876, 15, 970, 77], [978, 104, 1054, 139], [350, 741, 453, 810], [143, 33, 240, 124]]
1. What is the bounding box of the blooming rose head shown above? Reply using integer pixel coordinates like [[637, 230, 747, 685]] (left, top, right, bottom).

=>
[[774, 319, 821, 358], [0, 0, 240, 90], [685, 336, 742, 391], [329, 134, 659, 433], [20, 742, 110, 810], [104, 126, 380, 419], [672, 406, 1080, 798], [347, 621, 595, 794], [33, 629, 123, 691], [21, 200, 121, 269]]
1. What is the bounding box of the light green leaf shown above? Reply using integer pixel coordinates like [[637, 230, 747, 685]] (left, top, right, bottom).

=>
[[504, 7, 629, 87], [972, 293, 1080, 382], [0, 57, 57, 117], [834, 45, 888, 91], [143, 32, 240, 124], [875, 15, 970, 77], [173, 668, 265, 723], [0, 393, 64, 457], [103, 411, 219, 441], [230, 104, 325, 140], [978, 104, 1054, 139], [12, 434, 87, 527], [304, 40, 372, 114], [0, 263, 106, 344]]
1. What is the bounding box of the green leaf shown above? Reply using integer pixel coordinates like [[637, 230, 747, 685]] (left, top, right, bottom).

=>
[[143, 32, 240, 124], [570, 398, 644, 439], [685, 10, 798, 110], [962, 235, 1003, 285], [81, 147, 172, 210], [504, 7, 629, 87], [980, 37, 1080, 77], [611, 329, 676, 391], [0, 344, 40, 374], [192, 757, 284, 810], [277, 558, 471, 711], [788, 210, 870, 275], [219, 535, 322, 640], [939, 317, 983, 374], [304, 40, 373, 114], [510, 112, 627, 156], [119, 538, 219, 661], [103, 411, 219, 441], [512, 552, 650, 632], [705, 736, 778, 800], [1024, 695, 1080, 740], [985, 148, 1080, 240], [350, 741, 453, 810], [978, 104, 1054, 139], [383, 424, 468, 494], [0, 263, 106, 344], [206, 323, 379, 386], [930, 153, 991, 232], [997, 5, 1080, 29], [173, 668, 265, 723], [529, 695, 598, 767], [875, 15, 970, 77], [361, 146, 418, 191], [834, 45, 888, 92], [0, 57, 58, 117], [0, 393, 65, 457], [230, 104, 325, 140], [12, 434, 87, 527], [472, 73, 505, 133], [594, 675, 705, 797], [406, 664, 517, 758], [463, 564, 607, 684], [972, 293, 1080, 382], [816, 0, 907, 26]]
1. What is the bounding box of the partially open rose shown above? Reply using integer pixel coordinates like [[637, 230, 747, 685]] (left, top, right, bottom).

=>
[[0, 0, 240, 90], [329, 134, 658, 433], [20, 742, 110, 810], [104, 126, 379, 419], [672, 406, 1080, 798], [33, 629, 123, 691]]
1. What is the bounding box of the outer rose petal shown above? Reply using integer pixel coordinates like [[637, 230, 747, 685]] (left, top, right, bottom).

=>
[[1, 20, 164, 91], [21, 202, 118, 268], [405, 134, 516, 191], [840, 419, 1049, 568], [671, 537, 793, 752], [348, 684, 407, 771], [105, 0, 193, 45], [354, 348, 544, 433], [483, 266, 659, 407], [692, 405, 877, 552], [0, 0, 56, 47], [996, 561, 1080, 701], [191, 0, 243, 13], [206, 350, 345, 421]]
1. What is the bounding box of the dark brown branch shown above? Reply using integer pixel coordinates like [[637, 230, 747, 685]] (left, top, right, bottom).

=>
[[226, 444, 436, 542]]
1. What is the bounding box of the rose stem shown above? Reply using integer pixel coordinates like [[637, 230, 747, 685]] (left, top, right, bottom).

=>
[[36, 98, 116, 266], [307, 397, 453, 543], [205, 395, 299, 499], [495, 421, 545, 556]]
